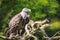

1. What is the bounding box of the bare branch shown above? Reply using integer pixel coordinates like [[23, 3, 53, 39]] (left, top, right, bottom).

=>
[[0, 19, 60, 40], [0, 35, 7, 39], [51, 36, 60, 39], [52, 31, 60, 37]]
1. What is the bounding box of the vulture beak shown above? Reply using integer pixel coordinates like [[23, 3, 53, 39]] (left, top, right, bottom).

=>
[[28, 9, 31, 12]]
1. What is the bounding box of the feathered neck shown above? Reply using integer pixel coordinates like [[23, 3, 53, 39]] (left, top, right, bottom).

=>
[[20, 11, 28, 19]]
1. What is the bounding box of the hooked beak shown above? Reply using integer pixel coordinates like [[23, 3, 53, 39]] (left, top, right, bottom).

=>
[[28, 9, 31, 12]]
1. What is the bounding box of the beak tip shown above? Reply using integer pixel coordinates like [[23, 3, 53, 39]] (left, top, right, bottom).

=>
[[29, 9, 31, 12]]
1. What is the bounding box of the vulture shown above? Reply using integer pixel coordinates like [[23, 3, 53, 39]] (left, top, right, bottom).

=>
[[6, 8, 31, 37]]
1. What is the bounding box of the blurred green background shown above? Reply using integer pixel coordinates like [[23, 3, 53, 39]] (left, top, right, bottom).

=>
[[0, 0, 60, 40]]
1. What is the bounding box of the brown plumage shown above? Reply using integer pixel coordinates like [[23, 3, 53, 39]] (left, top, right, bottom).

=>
[[6, 8, 31, 37]]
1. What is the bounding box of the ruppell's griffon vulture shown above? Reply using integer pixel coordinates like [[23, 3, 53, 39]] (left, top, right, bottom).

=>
[[6, 8, 31, 37]]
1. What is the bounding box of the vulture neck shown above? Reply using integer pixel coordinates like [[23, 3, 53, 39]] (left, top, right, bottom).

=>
[[20, 11, 28, 19]]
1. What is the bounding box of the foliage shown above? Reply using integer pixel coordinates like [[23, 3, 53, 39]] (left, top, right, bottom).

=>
[[50, 19, 60, 30]]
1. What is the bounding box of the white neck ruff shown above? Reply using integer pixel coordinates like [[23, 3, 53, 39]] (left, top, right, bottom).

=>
[[20, 12, 28, 19]]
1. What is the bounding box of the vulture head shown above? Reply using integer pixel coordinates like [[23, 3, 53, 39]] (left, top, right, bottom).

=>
[[22, 8, 31, 13], [21, 8, 31, 19]]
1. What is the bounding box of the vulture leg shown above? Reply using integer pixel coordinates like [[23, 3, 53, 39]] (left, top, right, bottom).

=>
[[18, 28, 25, 36]]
